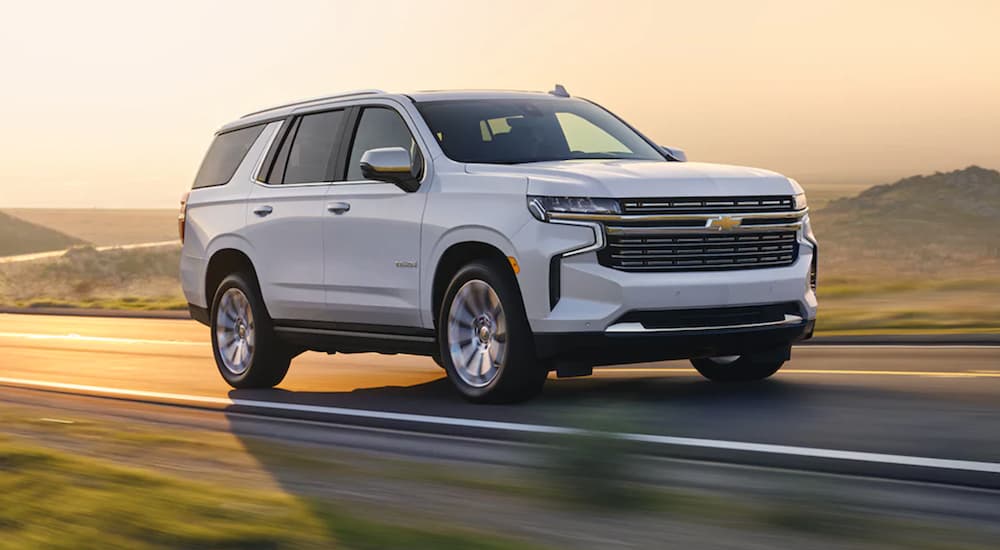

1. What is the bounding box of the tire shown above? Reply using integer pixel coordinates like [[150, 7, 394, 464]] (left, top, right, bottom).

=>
[[691, 350, 787, 382], [438, 258, 547, 403], [210, 273, 291, 389]]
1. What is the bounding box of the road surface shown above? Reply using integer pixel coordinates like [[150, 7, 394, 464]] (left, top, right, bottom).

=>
[[1, 313, 998, 487]]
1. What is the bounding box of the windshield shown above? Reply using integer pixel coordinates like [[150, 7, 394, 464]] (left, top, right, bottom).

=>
[[415, 98, 665, 164]]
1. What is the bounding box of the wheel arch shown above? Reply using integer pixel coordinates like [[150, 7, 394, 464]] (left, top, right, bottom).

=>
[[430, 239, 523, 329], [204, 248, 266, 317]]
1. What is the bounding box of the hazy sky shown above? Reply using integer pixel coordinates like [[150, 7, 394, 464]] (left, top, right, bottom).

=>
[[2, 0, 998, 208]]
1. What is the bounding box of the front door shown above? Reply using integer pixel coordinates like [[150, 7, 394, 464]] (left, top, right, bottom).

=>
[[324, 105, 428, 328]]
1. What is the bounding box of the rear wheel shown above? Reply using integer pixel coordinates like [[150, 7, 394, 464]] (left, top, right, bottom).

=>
[[211, 273, 291, 389], [691, 350, 787, 382], [439, 259, 546, 403]]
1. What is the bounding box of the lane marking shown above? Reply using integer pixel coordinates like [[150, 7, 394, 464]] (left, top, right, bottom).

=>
[[0, 332, 205, 347], [596, 368, 1000, 378], [1, 376, 998, 476], [799, 344, 1000, 350]]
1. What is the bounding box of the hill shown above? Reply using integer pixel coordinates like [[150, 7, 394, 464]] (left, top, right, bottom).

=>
[[2, 208, 178, 246], [812, 166, 1000, 277], [0, 211, 84, 257]]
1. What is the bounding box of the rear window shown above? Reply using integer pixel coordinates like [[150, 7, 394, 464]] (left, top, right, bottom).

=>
[[191, 125, 265, 189]]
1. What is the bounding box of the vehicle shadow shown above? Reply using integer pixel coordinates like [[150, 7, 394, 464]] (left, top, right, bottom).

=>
[[219, 366, 996, 543]]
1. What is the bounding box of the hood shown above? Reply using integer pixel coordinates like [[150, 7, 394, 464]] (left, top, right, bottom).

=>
[[465, 160, 795, 198]]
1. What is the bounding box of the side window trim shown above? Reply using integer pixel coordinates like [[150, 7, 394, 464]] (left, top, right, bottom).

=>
[[255, 116, 292, 182], [327, 105, 358, 183]]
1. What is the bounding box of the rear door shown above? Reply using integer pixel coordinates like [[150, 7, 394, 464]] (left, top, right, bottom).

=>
[[323, 105, 429, 328], [245, 108, 349, 322]]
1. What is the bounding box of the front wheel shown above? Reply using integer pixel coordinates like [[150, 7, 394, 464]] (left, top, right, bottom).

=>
[[211, 273, 291, 389], [438, 259, 547, 403], [691, 350, 787, 382]]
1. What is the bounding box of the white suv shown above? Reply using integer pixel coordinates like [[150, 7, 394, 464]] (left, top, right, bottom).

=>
[[179, 87, 818, 403]]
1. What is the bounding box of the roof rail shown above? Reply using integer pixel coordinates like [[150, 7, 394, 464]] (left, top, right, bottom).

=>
[[241, 89, 386, 119]]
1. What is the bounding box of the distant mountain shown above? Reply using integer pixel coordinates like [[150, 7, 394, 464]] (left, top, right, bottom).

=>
[[813, 166, 1000, 276], [0, 211, 84, 257]]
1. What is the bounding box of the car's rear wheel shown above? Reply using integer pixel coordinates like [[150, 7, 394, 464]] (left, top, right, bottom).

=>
[[691, 350, 786, 382], [211, 273, 291, 389], [439, 259, 546, 403]]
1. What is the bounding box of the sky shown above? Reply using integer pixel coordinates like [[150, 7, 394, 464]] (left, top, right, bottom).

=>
[[1, 0, 998, 208]]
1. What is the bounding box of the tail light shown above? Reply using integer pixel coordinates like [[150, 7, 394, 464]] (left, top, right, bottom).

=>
[[178, 192, 190, 243]]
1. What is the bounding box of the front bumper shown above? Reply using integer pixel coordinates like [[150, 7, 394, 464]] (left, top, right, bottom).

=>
[[536, 318, 814, 366]]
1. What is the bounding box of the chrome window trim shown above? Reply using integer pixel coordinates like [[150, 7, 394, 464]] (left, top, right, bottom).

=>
[[606, 314, 804, 334]]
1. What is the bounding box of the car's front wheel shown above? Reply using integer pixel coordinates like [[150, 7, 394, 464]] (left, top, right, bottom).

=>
[[691, 350, 787, 382], [211, 273, 291, 389], [439, 259, 547, 403]]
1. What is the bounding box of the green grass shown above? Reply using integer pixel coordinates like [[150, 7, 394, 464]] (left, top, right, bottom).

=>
[[0, 438, 546, 550], [0, 246, 186, 312]]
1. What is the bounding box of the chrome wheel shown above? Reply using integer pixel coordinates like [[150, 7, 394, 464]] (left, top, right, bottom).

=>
[[707, 355, 740, 365], [447, 279, 507, 388], [215, 287, 255, 375]]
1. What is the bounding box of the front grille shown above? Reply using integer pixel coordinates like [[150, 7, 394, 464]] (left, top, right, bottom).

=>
[[621, 195, 794, 214], [599, 231, 799, 272]]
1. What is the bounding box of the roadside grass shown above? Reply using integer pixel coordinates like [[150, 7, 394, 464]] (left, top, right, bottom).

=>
[[815, 276, 1000, 334], [0, 437, 547, 550], [0, 245, 186, 312], [2, 404, 998, 549]]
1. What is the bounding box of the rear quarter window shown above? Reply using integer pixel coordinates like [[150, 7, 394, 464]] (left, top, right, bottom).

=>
[[192, 125, 265, 189]]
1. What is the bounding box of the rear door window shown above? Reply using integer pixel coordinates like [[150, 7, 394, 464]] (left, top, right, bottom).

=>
[[192, 125, 264, 189], [283, 109, 347, 184], [263, 109, 347, 185]]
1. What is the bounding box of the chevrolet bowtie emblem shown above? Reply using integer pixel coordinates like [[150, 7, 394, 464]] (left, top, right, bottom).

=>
[[708, 215, 742, 231]]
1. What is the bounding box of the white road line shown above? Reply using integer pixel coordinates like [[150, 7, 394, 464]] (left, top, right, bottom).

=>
[[596, 368, 1000, 378], [1, 376, 998, 475], [801, 344, 1000, 350]]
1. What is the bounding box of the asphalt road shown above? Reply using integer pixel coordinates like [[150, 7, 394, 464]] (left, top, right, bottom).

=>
[[1, 313, 998, 486]]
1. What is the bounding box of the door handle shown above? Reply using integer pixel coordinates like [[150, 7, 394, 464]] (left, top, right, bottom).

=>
[[327, 202, 351, 214], [252, 205, 274, 217]]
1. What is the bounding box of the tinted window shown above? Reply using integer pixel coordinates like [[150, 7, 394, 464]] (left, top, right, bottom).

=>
[[416, 98, 664, 164], [283, 110, 346, 184], [346, 107, 420, 181], [192, 125, 264, 189], [263, 118, 299, 184]]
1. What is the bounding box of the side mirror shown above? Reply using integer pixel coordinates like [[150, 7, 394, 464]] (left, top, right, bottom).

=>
[[359, 147, 422, 192], [660, 146, 687, 162]]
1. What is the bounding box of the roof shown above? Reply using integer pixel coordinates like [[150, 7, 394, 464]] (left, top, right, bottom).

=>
[[223, 88, 571, 133]]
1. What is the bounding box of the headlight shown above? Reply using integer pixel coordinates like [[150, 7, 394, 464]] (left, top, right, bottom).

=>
[[527, 196, 621, 221], [793, 192, 808, 210]]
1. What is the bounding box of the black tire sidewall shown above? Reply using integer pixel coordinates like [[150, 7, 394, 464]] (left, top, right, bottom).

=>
[[210, 272, 288, 388], [691, 354, 784, 382], [438, 259, 543, 403]]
